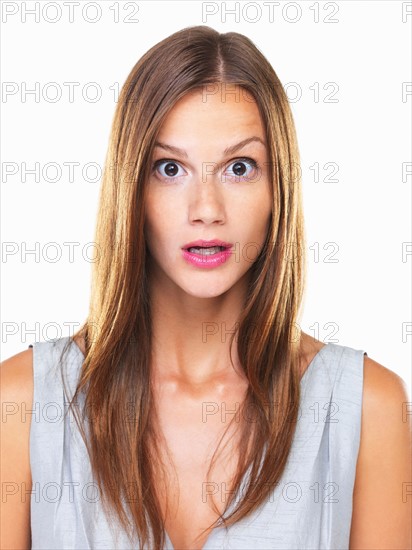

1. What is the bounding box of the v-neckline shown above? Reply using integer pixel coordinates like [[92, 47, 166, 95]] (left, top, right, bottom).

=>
[[67, 337, 331, 550], [162, 344, 331, 550]]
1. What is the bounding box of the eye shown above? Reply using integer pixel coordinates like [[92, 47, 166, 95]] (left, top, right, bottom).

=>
[[224, 157, 259, 181], [151, 156, 260, 183], [152, 159, 186, 182]]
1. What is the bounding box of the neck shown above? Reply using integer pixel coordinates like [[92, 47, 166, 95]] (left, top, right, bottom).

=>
[[148, 272, 250, 389]]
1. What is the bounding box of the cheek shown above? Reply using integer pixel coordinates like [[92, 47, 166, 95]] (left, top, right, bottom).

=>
[[258, 187, 272, 233], [144, 197, 179, 259], [144, 203, 162, 254], [145, 193, 166, 236], [236, 188, 271, 230], [231, 211, 267, 263], [240, 194, 271, 252]]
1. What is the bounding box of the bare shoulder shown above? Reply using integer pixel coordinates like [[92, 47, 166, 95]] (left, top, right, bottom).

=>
[[1, 348, 34, 432], [1, 347, 34, 400], [349, 353, 411, 549], [0, 348, 33, 549], [362, 354, 410, 402]]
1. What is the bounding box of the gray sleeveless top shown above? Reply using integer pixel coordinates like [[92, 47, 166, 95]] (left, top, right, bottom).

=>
[[29, 335, 366, 549]]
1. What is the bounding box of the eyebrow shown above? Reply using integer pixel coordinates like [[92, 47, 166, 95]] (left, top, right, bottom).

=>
[[153, 136, 266, 158]]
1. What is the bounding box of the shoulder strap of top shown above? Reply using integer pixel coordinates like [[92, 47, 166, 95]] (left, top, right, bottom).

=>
[[29, 336, 83, 409], [324, 342, 367, 546], [29, 336, 100, 548], [29, 335, 82, 476], [301, 341, 366, 455], [329, 342, 367, 455]]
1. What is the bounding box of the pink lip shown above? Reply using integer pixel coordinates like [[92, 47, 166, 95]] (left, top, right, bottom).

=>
[[181, 240, 233, 269]]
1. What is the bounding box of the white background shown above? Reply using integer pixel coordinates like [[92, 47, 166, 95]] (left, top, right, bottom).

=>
[[1, 1, 411, 393]]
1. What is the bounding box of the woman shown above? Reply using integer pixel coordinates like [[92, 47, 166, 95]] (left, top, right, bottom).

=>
[[1, 26, 410, 550]]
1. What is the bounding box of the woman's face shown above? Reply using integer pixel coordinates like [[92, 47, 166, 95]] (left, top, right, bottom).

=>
[[144, 84, 272, 299]]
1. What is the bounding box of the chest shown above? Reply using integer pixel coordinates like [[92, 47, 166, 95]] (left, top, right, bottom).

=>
[[151, 380, 249, 550]]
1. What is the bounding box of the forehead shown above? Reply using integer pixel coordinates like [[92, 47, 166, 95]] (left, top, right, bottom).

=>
[[156, 85, 265, 140]]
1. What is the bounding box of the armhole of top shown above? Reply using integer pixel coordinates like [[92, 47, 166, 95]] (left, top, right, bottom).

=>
[[331, 345, 367, 461]]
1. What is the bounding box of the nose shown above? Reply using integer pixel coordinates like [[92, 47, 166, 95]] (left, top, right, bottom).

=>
[[188, 174, 226, 225]]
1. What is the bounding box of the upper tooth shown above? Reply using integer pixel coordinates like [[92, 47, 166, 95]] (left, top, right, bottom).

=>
[[188, 246, 223, 255]]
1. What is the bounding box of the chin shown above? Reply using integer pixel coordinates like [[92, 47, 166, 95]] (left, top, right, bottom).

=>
[[182, 287, 228, 299], [179, 279, 232, 299]]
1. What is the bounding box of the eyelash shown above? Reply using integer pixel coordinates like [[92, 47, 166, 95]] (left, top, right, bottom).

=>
[[151, 157, 260, 183]]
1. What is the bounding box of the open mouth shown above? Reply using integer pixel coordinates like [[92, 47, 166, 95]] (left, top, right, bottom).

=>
[[181, 240, 233, 267], [185, 245, 227, 255]]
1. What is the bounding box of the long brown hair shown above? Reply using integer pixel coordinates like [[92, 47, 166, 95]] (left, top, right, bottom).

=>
[[62, 25, 306, 549]]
